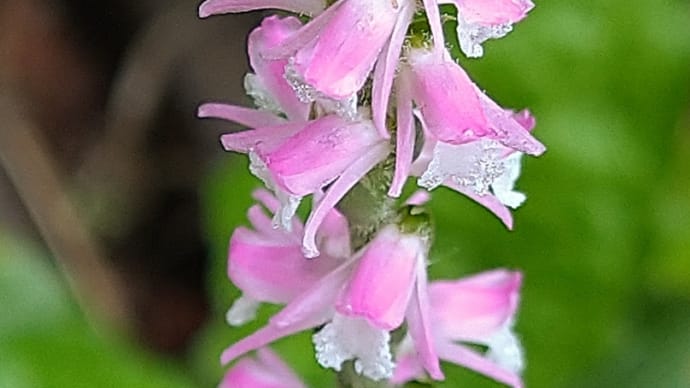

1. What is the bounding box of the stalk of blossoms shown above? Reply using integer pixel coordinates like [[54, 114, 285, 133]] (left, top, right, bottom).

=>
[[198, 0, 540, 387]]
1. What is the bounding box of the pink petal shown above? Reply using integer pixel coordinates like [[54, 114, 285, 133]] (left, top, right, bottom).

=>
[[454, 0, 534, 25], [199, 0, 326, 18], [371, 2, 414, 137], [336, 226, 421, 330], [478, 91, 545, 156], [220, 121, 304, 153], [429, 270, 522, 341], [302, 142, 389, 257], [443, 178, 514, 229], [251, 189, 305, 234], [255, 348, 305, 386], [388, 74, 415, 197], [390, 351, 426, 384], [292, 0, 400, 99], [270, 256, 357, 327], [222, 252, 357, 365], [405, 190, 431, 206], [228, 228, 341, 304], [221, 321, 314, 365], [263, 0, 344, 60], [262, 116, 383, 196], [511, 109, 536, 132], [198, 103, 287, 128], [220, 348, 306, 388], [248, 16, 310, 121], [436, 341, 523, 388], [408, 49, 491, 144], [405, 253, 444, 380]]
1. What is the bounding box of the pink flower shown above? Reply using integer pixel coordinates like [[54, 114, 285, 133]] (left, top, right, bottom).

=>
[[271, 0, 405, 106], [225, 188, 350, 326], [444, 0, 535, 58], [220, 347, 306, 388], [389, 46, 544, 228], [393, 269, 525, 388], [220, 224, 444, 382], [221, 113, 388, 256], [199, 0, 326, 18], [412, 109, 538, 229], [201, 102, 389, 256]]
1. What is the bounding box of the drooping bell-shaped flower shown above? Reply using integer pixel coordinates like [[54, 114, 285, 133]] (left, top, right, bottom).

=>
[[393, 269, 525, 388], [412, 109, 538, 229], [209, 111, 388, 255], [245, 15, 311, 121], [264, 0, 416, 119], [220, 347, 306, 388], [390, 46, 544, 228], [441, 0, 535, 58], [225, 188, 350, 326], [220, 223, 443, 382]]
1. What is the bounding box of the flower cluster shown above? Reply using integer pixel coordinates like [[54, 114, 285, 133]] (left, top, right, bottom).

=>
[[198, 0, 543, 386]]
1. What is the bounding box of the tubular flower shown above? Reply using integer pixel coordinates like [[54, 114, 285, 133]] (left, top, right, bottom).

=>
[[389, 46, 544, 228], [225, 188, 350, 326], [393, 269, 525, 388], [217, 113, 388, 256], [220, 224, 444, 382], [412, 109, 538, 229], [220, 347, 306, 388]]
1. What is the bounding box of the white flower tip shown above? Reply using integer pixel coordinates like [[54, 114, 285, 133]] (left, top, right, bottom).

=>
[[487, 326, 525, 374], [225, 295, 260, 326], [312, 315, 395, 381], [458, 19, 513, 59], [495, 191, 526, 209], [302, 243, 320, 259]]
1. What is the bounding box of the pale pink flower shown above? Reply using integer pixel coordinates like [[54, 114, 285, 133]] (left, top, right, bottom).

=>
[[220, 225, 444, 382], [389, 46, 544, 228], [393, 269, 525, 388], [220, 347, 306, 388], [411, 109, 538, 229], [200, 107, 389, 256], [268, 0, 404, 107], [440, 0, 535, 58], [225, 188, 350, 326]]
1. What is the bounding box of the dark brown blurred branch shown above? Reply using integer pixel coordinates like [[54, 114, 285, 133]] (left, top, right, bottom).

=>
[[0, 86, 132, 333]]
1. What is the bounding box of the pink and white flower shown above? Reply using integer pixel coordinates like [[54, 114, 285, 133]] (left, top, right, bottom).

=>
[[225, 188, 350, 326], [220, 224, 444, 382], [389, 46, 544, 228], [200, 103, 389, 255], [442, 0, 535, 58], [393, 269, 525, 388], [220, 347, 306, 388]]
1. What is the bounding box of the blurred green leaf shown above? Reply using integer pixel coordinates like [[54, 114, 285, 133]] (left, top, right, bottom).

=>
[[0, 233, 196, 388]]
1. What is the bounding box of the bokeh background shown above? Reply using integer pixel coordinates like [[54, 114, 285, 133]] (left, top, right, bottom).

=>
[[1, 0, 689, 387]]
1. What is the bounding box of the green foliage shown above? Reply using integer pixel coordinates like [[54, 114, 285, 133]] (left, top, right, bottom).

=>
[[0, 234, 196, 388]]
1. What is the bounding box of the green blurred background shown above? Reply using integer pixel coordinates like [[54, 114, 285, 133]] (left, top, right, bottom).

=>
[[1, 0, 689, 387]]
